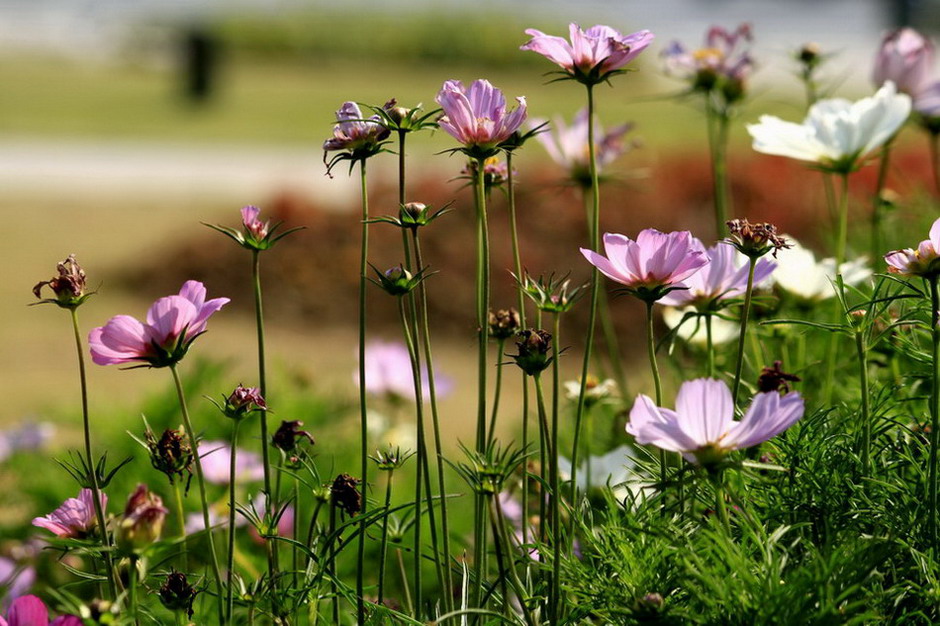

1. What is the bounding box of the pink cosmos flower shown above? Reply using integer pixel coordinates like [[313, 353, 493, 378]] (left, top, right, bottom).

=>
[[322, 101, 390, 154], [580, 230, 709, 301], [660, 240, 775, 308], [88, 281, 229, 368], [198, 441, 265, 485], [521, 23, 654, 84], [435, 79, 527, 151], [355, 340, 453, 402], [663, 24, 753, 92], [873, 28, 934, 99], [628, 378, 804, 466], [0, 595, 81, 626], [530, 109, 635, 186], [241, 205, 270, 241], [885, 217, 940, 277], [32, 489, 106, 539]]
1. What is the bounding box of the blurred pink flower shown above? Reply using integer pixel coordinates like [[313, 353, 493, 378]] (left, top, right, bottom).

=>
[[530, 109, 635, 185], [628, 378, 804, 466], [355, 340, 452, 402], [322, 101, 390, 154], [660, 240, 775, 308], [873, 28, 934, 98], [0, 559, 34, 608], [521, 23, 654, 84], [663, 24, 753, 94], [32, 489, 106, 539], [198, 441, 265, 485], [436, 79, 527, 151], [0, 595, 81, 626], [88, 281, 229, 368], [580, 230, 708, 301], [885, 217, 940, 277]]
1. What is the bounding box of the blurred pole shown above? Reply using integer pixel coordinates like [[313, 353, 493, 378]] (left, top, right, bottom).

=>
[[182, 26, 217, 103]]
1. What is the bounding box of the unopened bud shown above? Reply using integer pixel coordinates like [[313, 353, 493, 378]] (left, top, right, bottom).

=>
[[117, 485, 168, 554], [510, 329, 554, 376], [488, 308, 521, 340]]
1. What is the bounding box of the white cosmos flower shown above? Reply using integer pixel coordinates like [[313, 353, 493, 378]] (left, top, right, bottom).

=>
[[558, 445, 649, 503], [662, 307, 739, 346], [773, 238, 871, 300], [747, 82, 911, 171]]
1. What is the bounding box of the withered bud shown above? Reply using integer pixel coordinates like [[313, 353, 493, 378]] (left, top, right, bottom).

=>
[[757, 360, 801, 393], [159, 571, 198, 617], [725, 218, 790, 259], [33, 254, 88, 308], [488, 308, 521, 340], [117, 484, 168, 553], [272, 420, 315, 453], [146, 428, 193, 483], [330, 473, 362, 516], [224, 385, 267, 420], [511, 329, 554, 376]]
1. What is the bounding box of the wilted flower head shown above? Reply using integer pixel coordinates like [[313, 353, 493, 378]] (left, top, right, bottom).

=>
[[158, 572, 198, 618], [510, 329, 554, 376], [117, 484, 168, 553], [221, 385, 267, 420], [747, 82, 911, 173], [581, 230, 708, 303], [32, 255, 89, 309], [725, 219, 789, 259], [531, 109, 636, 187], [661, 240, 776, 309], [757, 361, 801, 393], [199, 441, 265, 485], [272, 420, 314, 453], [145, 427, 192, 484], [628, 378, 805, 467], [88, 280, 229, 368], [773, 237, 871, 300], [873, 28, 934, 98], [436, 79, 527, 156], [885, 217, 940, 277], [521, 23, 655, 85], [32, 489, 106, 539], [488, 308, 522, 340], [330, 474, 362, 516], [663, 23, 753, 101]]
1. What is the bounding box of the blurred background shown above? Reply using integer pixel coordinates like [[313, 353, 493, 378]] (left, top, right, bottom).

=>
[[3, 0, 939, 435]]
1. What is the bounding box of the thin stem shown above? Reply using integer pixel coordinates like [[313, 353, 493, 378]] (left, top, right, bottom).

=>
[[730, 257, 758, 407], [871, 139, 893, 264], [487, 338, 507, 449], [226, 418, 242, 621], [378, 469, 395, 605], [834, 172, 851, 270], [823, 173, 851, 405], [69, 308, 116, 598], [855, 328, 872, 475], [707, 98, 733, 238], [170, 364, 224, 623], [489, 496, 535, 626], [645, 300, 666, 492], [533, 374, 559, 624], [706, 312, 715, 378], [356, 159, 371, 626], [711, 472, 731, 535], [928, 276, 940, 549], [930, 130, 940, 195], [397, 548, 414, 616], [172, 481, 188, 571], [128, 556, 139, 625], [329, 504, 339, 626]]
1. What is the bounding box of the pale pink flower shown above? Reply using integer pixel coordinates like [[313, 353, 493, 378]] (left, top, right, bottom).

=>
[[663, 24, 754, 92], [0, 595, 81, 626], [885, 217, 940, 277], [32, 489, 106, 539], [873, 28, 935, 98], [198, 441, 265, 485], [531, 109, 635, 185], [435, 79, 527, 151], [88, 281, 229, 367], [628, 378, 804, 466], [240, 205, 270, 241], [355, 340, 453, 401], [0, 558, 35, 607], [322, 101, 389, 154], [521, 23, 654, 84], [580, 230, 708, 300], [660, 240, 775, 308]]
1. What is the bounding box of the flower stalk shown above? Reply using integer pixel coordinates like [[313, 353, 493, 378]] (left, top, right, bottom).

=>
[[929, 275, 940, 548], [730, 256, 758, 406], [356, 159, 371, 625]]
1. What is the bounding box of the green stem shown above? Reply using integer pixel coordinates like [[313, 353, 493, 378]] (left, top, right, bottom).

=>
[[397, 548, 414, 616], [487, 338, 506, 450], [930, 130, 940, 195], [128, 556, 139, 625], [871, 139, 893, 264], [823, 173, 851, 405], [329, 504, 339, 626], [170, 364, 224, 622], [172, 481, 188, 571], [489, 496, 535, 626], [928, 276, 940, 549], [707, 98, 733, 238], [377, 469, 394, 605], [730, 257, 758, 407], [855, 328, 872, 476], [356, 159, 371, 626], [706, 312, 715, 378], [834, 172, 850, 270], [711, 472, 731, 535], [226, 418, 242, 621], [534, 374, 559, 624], [69, 308, 116, 598], [571, 82, 602, 543]]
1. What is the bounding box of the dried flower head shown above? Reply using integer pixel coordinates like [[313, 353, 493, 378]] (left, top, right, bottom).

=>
[[330, 474, 362, 515], [33, 255, 90, 309], [756, 360, 801, 393], [221, 385, 267, 420], [725, 219, 790, 259], [159, 571, 198, 617], [488, 308, 522, 340], [510, 329, 554, 376], [117, 484, 168, 553], [145, 428, 193, 485], [272, 420, 315, 453]]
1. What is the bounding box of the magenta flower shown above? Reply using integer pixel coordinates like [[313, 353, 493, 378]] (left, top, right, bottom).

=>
[[436, 79, 527, 155], [521, 23, 654, 85], [580, 230, 709, 302], [531, 108, 635, 186], [660, 240, 775, 309], [663, 24, 753, 99], [885, 217, 940, 277], [32, 489, 106, 539], [88, 281, 229, 368], [628, 378, 805, 466], [0, 595, 81, 626], [198, 441, 265, 485]]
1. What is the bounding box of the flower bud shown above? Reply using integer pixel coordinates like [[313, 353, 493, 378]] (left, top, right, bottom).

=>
[[372, 264, 425, 296], [330, 473, 362, 516], [223, 385, 267, 420], [117, 485, 168, 554], [798, 42, 822, 68], [488, 308, 521, 340], [158, 571, 198, 617], [510, 329, 554, 376], [145, 428, 193, 484], [272, 420, 315, 453], [33, 255, 89, 309]]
